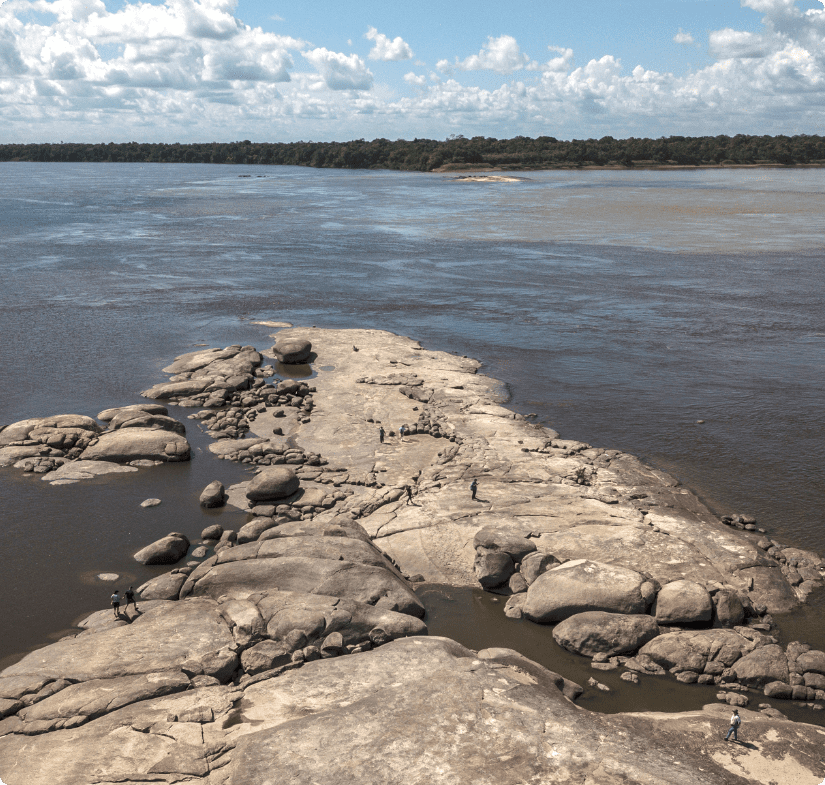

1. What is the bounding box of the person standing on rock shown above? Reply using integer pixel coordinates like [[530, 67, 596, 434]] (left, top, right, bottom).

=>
[[379, 426, 385, 444], [470, 479, 478, 500], [405, 485, 413, 504], [724, 709, 741, 742], [124, 586, 139, 614], [111, 590, 121, 618]]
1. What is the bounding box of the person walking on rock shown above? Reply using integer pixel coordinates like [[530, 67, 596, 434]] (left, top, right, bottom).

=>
[[724, 709, 741, 742], [470, 479, 478, 500], [124, 586, 139, 614], [379, 426, 385, 444], [399, 424, 407, 439], [111, 590, 121, 618], [405, 485, 413, 504]]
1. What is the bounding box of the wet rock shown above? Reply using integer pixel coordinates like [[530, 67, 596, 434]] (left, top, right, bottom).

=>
[[246, 467, 300, 502], [80, 428, 190, 463], [199, 480, 226, 508], [732, 644, 789, 687], [201, 524, 224, 540], [473, 527, 537, 563], [552, 612, 660, 657], [473, 549, 515, 589], [654, 580, 713, 625], [133, 532, 190, 566], [523, 559, 649, 623], [272, 338, 312, 364], [141, 378, 214, 400]]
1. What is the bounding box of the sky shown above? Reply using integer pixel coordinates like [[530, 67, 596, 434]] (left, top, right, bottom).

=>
[[2, 0, 825, 142]]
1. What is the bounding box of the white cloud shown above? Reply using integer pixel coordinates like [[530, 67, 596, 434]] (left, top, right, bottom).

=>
[[674, 29, 694, 45], [709, 28, 770, 58], [4, 0, 825, 142], [365, 26, 412, 61], [302, 47, 373, 90], [438, 35, 536, 74]]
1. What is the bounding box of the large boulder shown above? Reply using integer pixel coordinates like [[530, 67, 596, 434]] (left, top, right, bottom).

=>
[[522, 559, 649, 623], [639, 629, 752, 674], [795, 649, 825, 676], [520, 552, 560, 585], [79, 428, 190, 463], [473, 527, 536, 563], [0, 415, 100, 446], [474, 549, 515, 589], [200, 480, 227, 508], [713, 589, 745, 628], [246, 467, 300, 502], [140, 378, 214, 400], [182, 556, 424, 618], [654, 580, 713, 625], [136, 572, 188, 601], [272, 338, 312, 364], [732, 644, 789, 687], [552, 612, 660, 657], [134, 532, 190, 565]]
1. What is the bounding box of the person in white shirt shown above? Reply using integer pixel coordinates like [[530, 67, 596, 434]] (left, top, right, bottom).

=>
[[724, 709, 741, 742]]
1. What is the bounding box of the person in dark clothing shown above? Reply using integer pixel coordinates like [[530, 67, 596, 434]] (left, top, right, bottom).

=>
[[379, 426, 385, 443], [470, 479, 478, 500], [111, 590, 121, 618], [405, 485, 413, 504], [124, 586, 139, 613]]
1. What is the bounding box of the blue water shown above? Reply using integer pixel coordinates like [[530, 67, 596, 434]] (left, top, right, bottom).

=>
[[1, 162, 824, 671]]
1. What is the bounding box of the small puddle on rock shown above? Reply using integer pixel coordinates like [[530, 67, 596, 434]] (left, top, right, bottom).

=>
[[417, 584, 825, 724]]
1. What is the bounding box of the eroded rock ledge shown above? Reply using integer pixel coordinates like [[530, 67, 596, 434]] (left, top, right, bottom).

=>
[[2, 327, 825, 785]]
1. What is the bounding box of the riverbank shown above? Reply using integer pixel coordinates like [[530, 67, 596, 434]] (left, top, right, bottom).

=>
[[2, 328, 825, 784]]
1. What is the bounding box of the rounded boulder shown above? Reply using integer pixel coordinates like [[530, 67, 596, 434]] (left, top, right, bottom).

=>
[[553, 612, 660, 657], [246, 467, 300, 502], [134, 532, 190, 565], [272, 338, 312, 364], [522, 559, 649, 623], [654, 580, 713, 625]]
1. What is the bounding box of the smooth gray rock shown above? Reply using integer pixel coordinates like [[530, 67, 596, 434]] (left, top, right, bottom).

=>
[[639, 629, 752, 673], [134, 533, 190, 565], [79, 428, 190, 463], [96, 404, 169, 422], [2, 599, 233, 682], [474, 549, 515, 588], [272, 338, 312, 364], [246, 467, 300, 502], [237, 517, 280, 544], [520, 552, 560, 585], [17, 671, 189, 725], [763, 681, 794, 699], [200, 480, 227, 508], [107, 411, 185, 435], [713, 589, 745, 628], [0, 415, 100, 447], [184, 556, 424, 617], [732, 644, 790, 687], [202, 524, 224, 540], [473, 527, 537, 563], [136, 571, 188, 601], [240, 641, 291, 675], [796, 649, 825, 675], [552, 612, 660, 657], [654, 580, 713, 625], [522, 559, 648, 623], [258, 519, 373, 544]]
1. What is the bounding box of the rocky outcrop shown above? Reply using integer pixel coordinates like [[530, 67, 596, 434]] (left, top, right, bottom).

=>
[[654, 579, 713, 625], [552, 612, 660, 657], [80, 428, 190, 463]]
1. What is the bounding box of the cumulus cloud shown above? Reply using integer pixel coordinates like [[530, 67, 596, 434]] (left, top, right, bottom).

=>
[[302, 47, 373, 90], [437, 35, 535, 74], [404, 71, 426, 86], [674, 29, 694, 45], [4, 0, 825, 142], [365, 27, 412, 61]]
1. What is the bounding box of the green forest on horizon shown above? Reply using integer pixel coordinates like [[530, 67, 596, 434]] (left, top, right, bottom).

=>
[[2, 134, 824, 170]]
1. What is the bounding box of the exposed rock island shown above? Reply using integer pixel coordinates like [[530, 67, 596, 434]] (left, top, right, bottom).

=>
[[2, 328, 825, 785]]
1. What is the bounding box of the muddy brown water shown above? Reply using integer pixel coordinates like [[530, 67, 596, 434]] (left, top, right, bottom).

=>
[[1, 162, 824, 721]]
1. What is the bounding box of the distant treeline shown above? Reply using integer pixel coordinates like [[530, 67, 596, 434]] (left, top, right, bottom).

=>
[[2, 134, 825, 170]]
